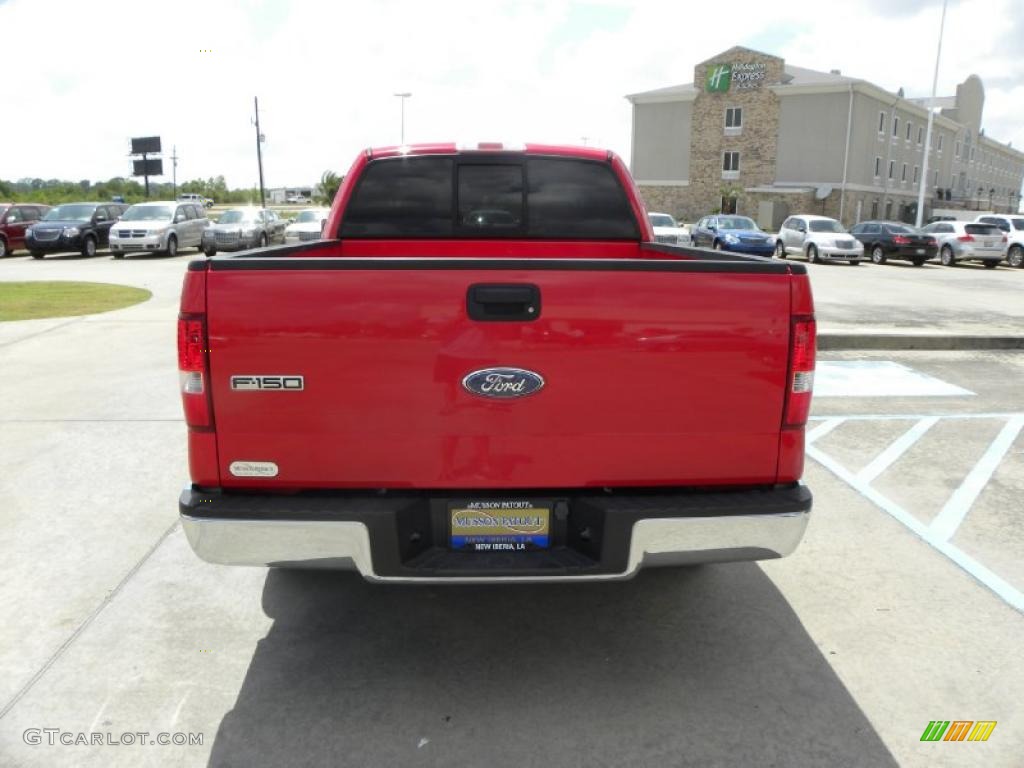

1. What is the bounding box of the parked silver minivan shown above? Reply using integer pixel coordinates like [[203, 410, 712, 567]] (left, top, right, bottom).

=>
[[109, 201, 209, 258]]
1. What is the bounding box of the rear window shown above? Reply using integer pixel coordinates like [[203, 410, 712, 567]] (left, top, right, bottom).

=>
[[340, 155, 638, 240], [965, 224, 1001, 236]]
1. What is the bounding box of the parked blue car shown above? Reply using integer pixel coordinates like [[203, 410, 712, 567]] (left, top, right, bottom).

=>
[[691, 215, 775, 256]]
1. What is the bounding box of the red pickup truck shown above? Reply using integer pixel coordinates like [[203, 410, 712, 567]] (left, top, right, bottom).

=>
[[177, 143, 815, 582]]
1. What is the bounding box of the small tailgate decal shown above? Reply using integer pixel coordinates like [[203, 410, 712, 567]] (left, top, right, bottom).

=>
[[229, 461, 279, 477]]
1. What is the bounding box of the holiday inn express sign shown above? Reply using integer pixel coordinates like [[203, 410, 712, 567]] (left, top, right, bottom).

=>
[[705, 62, 767, 92]]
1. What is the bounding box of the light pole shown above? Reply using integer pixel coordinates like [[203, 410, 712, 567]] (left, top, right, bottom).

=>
[[253, 96, 267, 209], [916, 0, 948, 228], [394, 92, 412, 144]]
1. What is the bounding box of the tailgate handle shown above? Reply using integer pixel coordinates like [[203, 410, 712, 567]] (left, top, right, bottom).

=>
[[467, 283, 541, 322]]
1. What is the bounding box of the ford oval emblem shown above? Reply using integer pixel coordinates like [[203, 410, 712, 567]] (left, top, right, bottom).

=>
[[462, 367, 545, 399]]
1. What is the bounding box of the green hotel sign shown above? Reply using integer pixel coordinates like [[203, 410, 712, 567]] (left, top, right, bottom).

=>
[[706, 64, 732, 92], [705, 62, 767, 93]]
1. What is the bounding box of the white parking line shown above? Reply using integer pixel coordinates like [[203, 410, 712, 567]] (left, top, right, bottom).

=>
[[807, 412, 1024, 614], [929, 416, 1024, 542], [807, 440, 1024, 614], [806, 417, 846, 444], [855, 417, 938, 483]]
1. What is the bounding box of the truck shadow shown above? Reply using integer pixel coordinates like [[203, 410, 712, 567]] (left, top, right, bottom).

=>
[[207, 565, 896, 768]]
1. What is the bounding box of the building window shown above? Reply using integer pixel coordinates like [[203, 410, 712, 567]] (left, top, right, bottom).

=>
[[878, 111, 886, 134], [913, 165, 919, 183], [901, 163, 908, 183], [888, 160, 895, 180], [724, 107, 742, 135], [885, 200, 893, 219], [722, 151, 740, 179], [938, 135, 944, 153], [956, 140, 961, 158], [918, 126, 924, 145], [906, 121, 912, 141], [874, 156, 882, 178], [893, 116, 900, 138], [871, 200, 879, 219], [934, 169, 939, 186]]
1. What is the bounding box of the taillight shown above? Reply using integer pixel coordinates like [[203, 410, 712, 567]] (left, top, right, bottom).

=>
[[785, 316, 816, 427], [892, 235, 911, 245], [957, 234, 975, 242], [178, 314, 212, 428]]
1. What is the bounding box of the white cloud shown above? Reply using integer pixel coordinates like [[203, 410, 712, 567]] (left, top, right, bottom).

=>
[[1, 0, 1021, 190]]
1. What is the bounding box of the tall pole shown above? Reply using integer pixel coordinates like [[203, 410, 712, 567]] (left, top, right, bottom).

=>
[[916, 0, 947, 228], [394, 92, 411, 144], [172, 145, 179, 199], [254, 96, 266, 209]]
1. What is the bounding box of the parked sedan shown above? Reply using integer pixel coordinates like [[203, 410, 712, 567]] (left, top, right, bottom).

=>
[[647, 212, 691, 246], [920, 220, 1006, 268], [201, 207, 286, 256], [775, 215, 863, 264], [691, 215, 774, 256], [848, 220, 937, 266], [0, 203, 51, 257], [25, 203, 128, 258]]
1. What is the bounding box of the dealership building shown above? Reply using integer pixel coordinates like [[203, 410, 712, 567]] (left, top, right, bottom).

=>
[[627, 46, 1024, 227]]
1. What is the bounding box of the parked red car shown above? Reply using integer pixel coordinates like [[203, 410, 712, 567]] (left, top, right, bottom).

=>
[[0, 203, 51, 257], [177, 143, 816, 582]]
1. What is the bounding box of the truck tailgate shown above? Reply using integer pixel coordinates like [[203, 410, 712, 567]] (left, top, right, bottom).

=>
[[205, 259, 792, 489]]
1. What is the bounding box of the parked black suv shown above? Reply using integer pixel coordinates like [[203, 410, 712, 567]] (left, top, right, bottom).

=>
[[26, 202, 128, 258]]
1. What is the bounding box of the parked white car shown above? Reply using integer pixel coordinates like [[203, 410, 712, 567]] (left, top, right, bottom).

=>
[[647, 212, 691, 246], [110, 201, 208, 258], [775, 215, 864, 264], [920, 220, 1006, 268], [974, 214, 1024, 268], [283, 207, 330, 244]]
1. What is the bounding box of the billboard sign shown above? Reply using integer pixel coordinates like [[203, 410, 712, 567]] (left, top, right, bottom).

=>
[[131, 136, 161, 154]]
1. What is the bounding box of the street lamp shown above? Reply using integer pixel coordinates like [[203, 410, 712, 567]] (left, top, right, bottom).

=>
[[915, 0, 947, 228], [394, 92, 412, 144]]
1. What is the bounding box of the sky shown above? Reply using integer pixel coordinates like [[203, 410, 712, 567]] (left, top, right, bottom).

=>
[[2, 0, 1022, 190]]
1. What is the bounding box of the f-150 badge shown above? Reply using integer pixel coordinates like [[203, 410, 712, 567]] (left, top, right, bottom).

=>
[[230, 375, 304, 391], [462, 368, 544, 398]]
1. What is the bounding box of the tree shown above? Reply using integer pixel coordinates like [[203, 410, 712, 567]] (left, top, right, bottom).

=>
[[319, 170, 342, 206]]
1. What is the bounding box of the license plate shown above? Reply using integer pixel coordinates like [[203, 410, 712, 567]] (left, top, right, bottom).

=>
[[916, 248, 925, 254], [984, 240, 994, 246], [450, 501, 551, 551]]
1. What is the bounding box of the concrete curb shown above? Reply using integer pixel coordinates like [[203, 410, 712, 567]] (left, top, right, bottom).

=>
[[819, 333, 1024, 351]]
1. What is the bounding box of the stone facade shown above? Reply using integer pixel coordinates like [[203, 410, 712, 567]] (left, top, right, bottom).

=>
[[637, 47, 786, 224]]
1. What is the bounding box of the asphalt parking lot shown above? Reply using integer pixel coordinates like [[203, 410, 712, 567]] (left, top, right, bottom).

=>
[[0, 249, 1022, 767]]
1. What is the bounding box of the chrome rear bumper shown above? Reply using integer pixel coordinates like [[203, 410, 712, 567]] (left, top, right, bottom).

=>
[[180, 485, 810, 583]]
